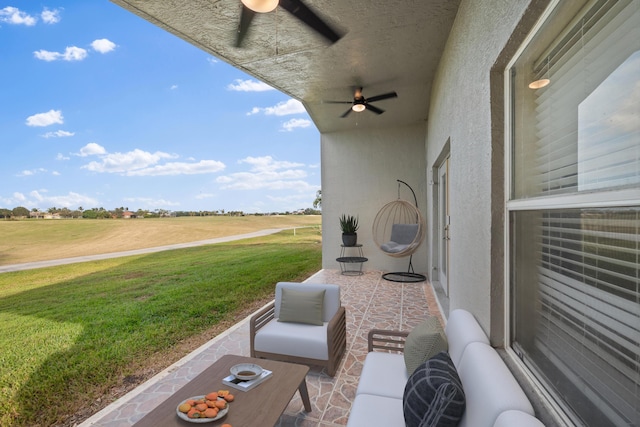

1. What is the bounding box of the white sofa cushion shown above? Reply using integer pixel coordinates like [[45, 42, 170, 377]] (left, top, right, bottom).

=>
[[494, 410, 546, 427], [445, 309, 490, 367], [274, 282, 340, 322], [355, 352, 408, 399], [457, 342, 535, 427], [253, 320, 329, 360], [346, 393, 404, 427]]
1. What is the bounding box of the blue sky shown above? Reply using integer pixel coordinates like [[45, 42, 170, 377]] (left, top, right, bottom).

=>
[[0, 2, 321, 214]]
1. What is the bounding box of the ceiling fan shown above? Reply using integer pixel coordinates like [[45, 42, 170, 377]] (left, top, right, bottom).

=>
[[236, 0, 343, 47], [325, 87, 398, 118]]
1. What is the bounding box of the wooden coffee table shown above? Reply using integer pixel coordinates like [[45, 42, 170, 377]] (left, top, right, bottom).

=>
[[133, 355, 311, 427]]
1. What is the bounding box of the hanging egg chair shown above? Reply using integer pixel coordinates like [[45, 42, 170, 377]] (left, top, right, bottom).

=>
[[372, 180, 426, 282]]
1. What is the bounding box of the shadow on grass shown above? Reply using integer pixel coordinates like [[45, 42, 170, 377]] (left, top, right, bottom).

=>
[[0, 235, 321, 426]]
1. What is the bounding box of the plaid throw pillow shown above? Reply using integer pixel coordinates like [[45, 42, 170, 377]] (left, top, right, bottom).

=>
[[403, 352, 466, 427]]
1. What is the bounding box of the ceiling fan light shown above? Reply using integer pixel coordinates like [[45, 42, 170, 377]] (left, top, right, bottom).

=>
[[528, 78, 550, 89], [241, 0, 278, 13], [352, 103, 366, 112]]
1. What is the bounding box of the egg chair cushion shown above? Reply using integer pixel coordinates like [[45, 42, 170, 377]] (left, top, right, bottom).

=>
[[381, 223, 419, 253]]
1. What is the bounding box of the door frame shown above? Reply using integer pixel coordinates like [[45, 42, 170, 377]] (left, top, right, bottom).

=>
[[432, 141, 451, 296]]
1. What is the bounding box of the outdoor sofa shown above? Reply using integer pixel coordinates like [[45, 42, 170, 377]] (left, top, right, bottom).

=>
[[347, 309, 545, 427]]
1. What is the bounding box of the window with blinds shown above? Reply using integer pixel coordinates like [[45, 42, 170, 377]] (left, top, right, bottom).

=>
[[508, 1, 639, 426]]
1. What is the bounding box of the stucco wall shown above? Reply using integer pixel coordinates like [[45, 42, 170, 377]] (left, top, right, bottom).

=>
[[321, 124, 428, 275], [425, 0, 537, 333]]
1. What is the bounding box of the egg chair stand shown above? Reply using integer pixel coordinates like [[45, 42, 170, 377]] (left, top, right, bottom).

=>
[[373, 180, 427, 283]]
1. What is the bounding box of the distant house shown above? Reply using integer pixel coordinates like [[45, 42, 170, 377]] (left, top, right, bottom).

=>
[[122, 211, 135, 219]]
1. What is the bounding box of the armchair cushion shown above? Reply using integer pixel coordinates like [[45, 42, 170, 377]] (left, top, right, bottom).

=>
[[404, 316, 448, 375], [274, 282, 340, 322], [254, 320, 330, 360], [403, 352, 466, 427], [278, 287, 325, 326]]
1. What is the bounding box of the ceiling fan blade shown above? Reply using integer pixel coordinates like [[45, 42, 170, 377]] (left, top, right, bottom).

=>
[[366, 92, 398, 103], [279, 0, 343, 44], [365, 103, 385, 115], [340, 108, 353, 118], [235, 4, 256, 47]]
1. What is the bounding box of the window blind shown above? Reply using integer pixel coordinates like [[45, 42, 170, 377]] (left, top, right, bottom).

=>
[[509, 1, 640, 425], [518, 0, 640, 198], [513, 209, 640, 426]]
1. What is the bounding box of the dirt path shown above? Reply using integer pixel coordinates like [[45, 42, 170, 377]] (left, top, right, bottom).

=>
[[0, 229, 283, 273]]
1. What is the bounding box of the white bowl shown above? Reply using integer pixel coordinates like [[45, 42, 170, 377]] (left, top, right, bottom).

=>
[[230, 363, 263, 381]]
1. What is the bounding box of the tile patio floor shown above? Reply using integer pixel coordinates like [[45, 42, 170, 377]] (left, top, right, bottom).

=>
[[81, 269, 443, 427]]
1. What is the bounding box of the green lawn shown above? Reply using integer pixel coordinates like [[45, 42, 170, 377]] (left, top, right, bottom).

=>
[[0, 228, 322, 427], [0, 215, 321, 265]]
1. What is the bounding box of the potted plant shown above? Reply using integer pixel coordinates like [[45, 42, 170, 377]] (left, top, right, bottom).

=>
[[339, 214, 360, 246]]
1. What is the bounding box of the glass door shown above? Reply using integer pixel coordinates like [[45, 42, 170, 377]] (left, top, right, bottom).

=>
[[438, 157, 450, 295]]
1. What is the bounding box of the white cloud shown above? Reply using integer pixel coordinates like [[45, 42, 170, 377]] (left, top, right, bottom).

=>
[[42, 130, 74, 138], [52, 171, 60, 176], [13, 192, 27, 201], [34, 46, 87, 61], [29, 190, 98, 208], [282, 118, 312, 131], [91, 38, 116, 54], [216, 156, 310, 191], [207, 57, 218, 65], [0, 7, 36, 26], [170, 85, 178, 90], [240, 156, 304, 172], [195, 193, 215, 200], [77, 142, 107, 157], [82, 149, 176, 174], [227, 79, 274, 92], [266, 192, 318, 203], [17, 168, 47, 177], [123, 197, 180, 208], [41, 8, 61, 24], [56, 153, 70, 161], [126, 160, 226, 176], [26, 109, 63, 127], [78, 145, 226, 177], [247, 99, 306, 116]]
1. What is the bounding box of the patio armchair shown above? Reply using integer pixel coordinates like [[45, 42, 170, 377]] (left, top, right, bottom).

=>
[[250, 282, 347, 377]]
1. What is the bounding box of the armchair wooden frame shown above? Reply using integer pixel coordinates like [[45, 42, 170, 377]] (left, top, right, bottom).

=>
[[367, 329, 409, 353], [250, 301, 347, 377]]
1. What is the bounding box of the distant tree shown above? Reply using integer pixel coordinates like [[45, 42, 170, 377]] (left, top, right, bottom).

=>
[[113, 207, 124, 218], [59, 207, 72, 218], [0, 208, 12, 218], [313, 190, 322, 209], [12, 206, 30, 218]]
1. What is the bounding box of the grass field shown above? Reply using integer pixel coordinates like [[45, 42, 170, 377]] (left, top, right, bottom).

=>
[[0, 218, 322, 427], [0, 215, 321, 265]]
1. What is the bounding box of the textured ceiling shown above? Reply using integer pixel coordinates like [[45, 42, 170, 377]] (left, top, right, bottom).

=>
[[111, 0, 460, 133]]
